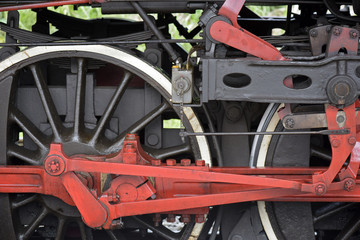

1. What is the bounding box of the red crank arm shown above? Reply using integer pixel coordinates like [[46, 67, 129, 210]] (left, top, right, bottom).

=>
[[208, 0, 286, 60], [62, 172, 108, 228], [218, 0, 245, 28], [210, 21, 286, 61]]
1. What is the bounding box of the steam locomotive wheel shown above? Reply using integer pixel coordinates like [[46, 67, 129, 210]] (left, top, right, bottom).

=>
[[0, 45, 210, 240], [251, 103, 360, 240]]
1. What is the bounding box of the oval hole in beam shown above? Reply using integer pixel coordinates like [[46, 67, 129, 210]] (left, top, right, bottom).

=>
[[223, 73, 251, 88], [283, 75, 312, 89]]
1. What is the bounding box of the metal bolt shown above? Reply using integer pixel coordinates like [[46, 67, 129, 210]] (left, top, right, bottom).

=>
[[285, 118, 295, 129], [350, 30, 358, 39], [49, 160, 60, 172], [147, 134, 159, 146], [226, 106, 242, 122], [336, 115, 345, 123], [195, 214, 205, 223], [166, 159, 177, 166], [44, 155, 65, 176], [153, 213, 161, 227], [331, 139, 341, 148], [315, 183, 326, 195], [181, 159, 191, 166], [125, 134, 136, 140], [195, 160, 205, 166], [344, 179, 356, 191], [167, 214, 175, 222], [110, 219, 123, 230], [348, 136, 357, 145], [107, 192, 119, 203], [310, 29, 318, 37], [333, 27, 341, 36], [334, 82, 350, 98], [181, 214, 191, 223], [124, 143, 136, 153], [151, 159, 161, 166]]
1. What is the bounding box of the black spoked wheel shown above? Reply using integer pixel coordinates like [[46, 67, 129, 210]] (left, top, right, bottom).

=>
[[0, 45, 210, 240], [251, 103, 360, 240]]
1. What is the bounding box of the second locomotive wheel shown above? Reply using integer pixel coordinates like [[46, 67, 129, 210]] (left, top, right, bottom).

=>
[[0, 45, 211, 240], [251, 103, 360, 240]]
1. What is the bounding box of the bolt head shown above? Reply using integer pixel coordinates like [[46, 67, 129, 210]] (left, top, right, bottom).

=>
[[333, 27, 341, 36], [181, 214, 191, 223], [125, 134, 136, 140], [348, 136, 357, 145], [153, 214, 161, 227], [195, 214, 205, 223], [344, 179, 356, 191], [195, 160, 205, 166], [44, 155, 65, 176], [167, 214, 176, 222], [166, 159, 177, 166], [331, 139, 341, 148], [151, 159, 161, 166], [181, 159, 191, 166], [310, 29, 318, 37], [124, 143, 136, 153], [315, 183, 326, 195], [350, 30, 358, 39], [285, 118, 295, 128]]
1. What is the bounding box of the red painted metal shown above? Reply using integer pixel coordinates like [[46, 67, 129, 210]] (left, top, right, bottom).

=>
[[326, 26, 359, 57], [62, 172, 108, 228], [0, 0, 106, 12], [0, 102, 360, 229], [302, 104, 357, 194], [209, 0, 286, 60]]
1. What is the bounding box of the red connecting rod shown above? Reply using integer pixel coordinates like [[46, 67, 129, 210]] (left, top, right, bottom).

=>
[[0, 101, 359, 229]]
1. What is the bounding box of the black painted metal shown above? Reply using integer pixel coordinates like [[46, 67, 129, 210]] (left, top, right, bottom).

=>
[[201, 56, 360, 104]]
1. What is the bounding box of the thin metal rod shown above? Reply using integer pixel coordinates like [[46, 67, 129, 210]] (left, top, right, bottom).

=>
[[131, 1, 180, 62], [0, 0, 90, 12], [0, 39, 204, 47], [180, 129, 350, 137], [73, 58, 86, 139]]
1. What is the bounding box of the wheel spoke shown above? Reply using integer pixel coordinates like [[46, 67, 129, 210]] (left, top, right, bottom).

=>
[[73, 58, 86, 139], [9, 107, 48, 151], [19, 207, 48, 240], [144, 144, 191, 160], [313, 203, 356, 224], [335, 210, 360, 240], [310, 146, 332, 162], [90, 71, 132, 144], [132, 216, 178, 240], [109, 102, 169, 152], [106, 230, 122, 240], [7, 145, 40, 165], [11, 195, 38, 210], [29, 64, 62, 142], [77, 220, 88, 240], [55, 217, 66, 240]]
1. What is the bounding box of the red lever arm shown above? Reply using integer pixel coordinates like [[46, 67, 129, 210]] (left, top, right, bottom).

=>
[[210, 0, 286, 60]]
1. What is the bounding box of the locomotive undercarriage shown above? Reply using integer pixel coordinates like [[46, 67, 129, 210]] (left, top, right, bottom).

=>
[[0, 0, 360, 239]]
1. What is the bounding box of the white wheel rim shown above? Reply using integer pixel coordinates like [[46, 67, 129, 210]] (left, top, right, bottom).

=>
[[250, 103, 283, 240], [0, 45, 211, 165]]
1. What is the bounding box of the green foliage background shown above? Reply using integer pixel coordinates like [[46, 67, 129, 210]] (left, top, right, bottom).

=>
[[0, 5, 286, 49]]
